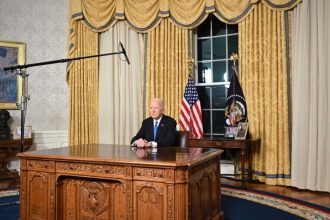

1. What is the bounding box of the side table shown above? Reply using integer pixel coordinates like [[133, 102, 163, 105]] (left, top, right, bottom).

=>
[[188, 138, 261, 188], [0, 138, 33, 188]]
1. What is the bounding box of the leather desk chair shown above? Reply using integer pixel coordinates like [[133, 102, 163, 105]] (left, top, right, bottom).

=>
[[174, 131, 190, 147]]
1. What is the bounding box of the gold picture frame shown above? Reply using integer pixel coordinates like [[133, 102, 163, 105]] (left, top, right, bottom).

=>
[[13, 125, 32, 139], [0, 40, 26, 109], [235, 122, 249, 140]]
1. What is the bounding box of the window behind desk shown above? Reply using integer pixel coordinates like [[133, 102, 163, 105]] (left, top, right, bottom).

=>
[[194, 15, 238, 138]]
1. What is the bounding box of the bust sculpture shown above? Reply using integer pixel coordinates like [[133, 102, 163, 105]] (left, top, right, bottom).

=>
[[0, 110, 11, 140]]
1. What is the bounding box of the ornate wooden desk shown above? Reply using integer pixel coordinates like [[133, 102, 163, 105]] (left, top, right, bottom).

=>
[[188, 138, 261, 187], [0, 138, 33, 188], [18, 144, 223, 220]]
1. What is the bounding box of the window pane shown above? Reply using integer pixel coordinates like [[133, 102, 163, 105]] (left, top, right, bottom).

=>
[[212, 18, 226, 36], [204, 134, 212, 138], [197, 16, 210, 37], [228, 24, 238, 34], [212, 110, 226, 134], [213, 61, 227, 83], [212, 87, 227, 109], [227, 35, 238, 58], [197, 62, 212, 83], [202, 110, 210, 133], [213, 37, 226, 60], [197, 86, 210, 109], [197, 39, 211, 61]]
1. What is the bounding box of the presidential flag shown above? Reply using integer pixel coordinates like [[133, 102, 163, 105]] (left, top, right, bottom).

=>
[[225, 65, 248, 126], [179, 76, 204, 138]]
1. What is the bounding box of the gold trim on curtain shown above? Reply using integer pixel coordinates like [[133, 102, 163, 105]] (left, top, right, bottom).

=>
[[145, 19, 191, 121], [239, 3, 291, 185], [67, 21, 99, 146]]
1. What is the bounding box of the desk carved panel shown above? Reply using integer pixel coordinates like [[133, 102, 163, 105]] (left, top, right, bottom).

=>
[[56, 162, 126, 178], [57, 177, 128, 220]]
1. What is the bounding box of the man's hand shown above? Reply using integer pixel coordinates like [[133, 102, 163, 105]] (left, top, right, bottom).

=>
[[134, 138, 147, 147]]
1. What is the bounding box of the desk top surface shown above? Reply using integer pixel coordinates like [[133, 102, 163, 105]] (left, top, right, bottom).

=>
[[17, 144, 222, 167]]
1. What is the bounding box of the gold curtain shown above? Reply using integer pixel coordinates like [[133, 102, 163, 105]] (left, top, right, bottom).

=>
[[239, 3, 291, 185], [69, 0, 301, 33], [67, 21, 99, 146], [145, 19, 191, 121]]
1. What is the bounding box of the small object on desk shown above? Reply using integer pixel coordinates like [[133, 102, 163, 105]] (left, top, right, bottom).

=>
[[235, 122, 249, 140], [224, 126, 238, 139], [13, 125, 32, 139]]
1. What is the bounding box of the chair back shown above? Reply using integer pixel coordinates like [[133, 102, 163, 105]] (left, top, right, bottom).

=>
[[175, 131, 190, 147]]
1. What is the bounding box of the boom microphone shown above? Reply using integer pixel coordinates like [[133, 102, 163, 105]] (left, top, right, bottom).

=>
[[119, 42, 130, 65]]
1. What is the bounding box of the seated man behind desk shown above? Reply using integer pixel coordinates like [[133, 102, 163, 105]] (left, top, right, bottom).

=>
[[131, 98, 176, 147]]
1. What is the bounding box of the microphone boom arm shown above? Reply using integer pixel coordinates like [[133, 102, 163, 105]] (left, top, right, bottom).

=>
[[3, 51, 123, 71], [2, 43, 129, 153]]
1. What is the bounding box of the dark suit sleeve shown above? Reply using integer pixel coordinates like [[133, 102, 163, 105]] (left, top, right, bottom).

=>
[[157, 117, 177, 147], [131, 120, 146, 144]]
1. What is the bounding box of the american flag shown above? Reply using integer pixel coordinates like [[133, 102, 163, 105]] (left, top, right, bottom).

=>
[[179, 76, 204, 138]]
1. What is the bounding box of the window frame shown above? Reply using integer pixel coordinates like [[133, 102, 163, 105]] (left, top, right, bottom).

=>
[[193, 15, 238, 137]]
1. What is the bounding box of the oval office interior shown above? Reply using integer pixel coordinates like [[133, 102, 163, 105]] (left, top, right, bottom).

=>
[[1, 0, 330, 219]]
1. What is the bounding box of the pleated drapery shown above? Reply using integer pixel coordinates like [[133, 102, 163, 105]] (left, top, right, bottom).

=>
[[291, 0, 330, 192], [239, 3, 291, 185], [145, 19, 191, 121], [99, 22, 144, 145], [67, 21, 99, 146]]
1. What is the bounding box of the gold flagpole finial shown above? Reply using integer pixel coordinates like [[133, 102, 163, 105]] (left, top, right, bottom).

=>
[[187, 57, 195, 75], [230, 53, 239, 66]]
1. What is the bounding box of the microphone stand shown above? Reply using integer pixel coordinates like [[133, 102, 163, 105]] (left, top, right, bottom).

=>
[[17, 69, 29, 153], [4, 46, 129, 152]]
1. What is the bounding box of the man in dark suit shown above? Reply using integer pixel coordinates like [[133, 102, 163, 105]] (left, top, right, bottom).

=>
[[131, 98, 177, 147]]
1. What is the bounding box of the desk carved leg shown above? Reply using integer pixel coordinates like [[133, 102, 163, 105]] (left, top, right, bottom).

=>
[[240, 149, 246, 188]]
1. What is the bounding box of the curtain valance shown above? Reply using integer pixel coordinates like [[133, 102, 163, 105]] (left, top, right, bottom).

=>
[[69, 0, 301, 32]]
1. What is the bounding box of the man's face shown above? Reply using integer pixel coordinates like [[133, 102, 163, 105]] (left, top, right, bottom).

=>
[[149, 100, 163, 120]]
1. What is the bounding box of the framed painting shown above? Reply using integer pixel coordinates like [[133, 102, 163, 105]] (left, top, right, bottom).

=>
[[0, 40, 26, 109]]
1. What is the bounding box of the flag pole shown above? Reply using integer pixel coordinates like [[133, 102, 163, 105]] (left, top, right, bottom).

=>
[[187, 57, 194, 135], [230, 53, 239, 105]]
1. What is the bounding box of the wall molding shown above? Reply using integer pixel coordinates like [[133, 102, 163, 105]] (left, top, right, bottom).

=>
[[32, 130, 69, 150]]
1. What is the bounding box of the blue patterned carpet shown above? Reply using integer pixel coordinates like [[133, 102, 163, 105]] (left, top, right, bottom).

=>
[[0, 186, 329, 220], [222, 185, 330, 220]]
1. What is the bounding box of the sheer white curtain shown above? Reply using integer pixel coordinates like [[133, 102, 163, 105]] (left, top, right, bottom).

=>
[[99, 22, 145, 145], [291, 0, 330, 192]]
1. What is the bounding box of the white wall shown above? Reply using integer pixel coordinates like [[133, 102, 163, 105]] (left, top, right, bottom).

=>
[[0, 0, 69, 134], [0, 0, 69, 170], [0, 0, 69, 149]]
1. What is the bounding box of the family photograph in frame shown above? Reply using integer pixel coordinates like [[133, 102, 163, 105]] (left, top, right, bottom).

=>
[[235, 122, 249, 140], [13, 125, 32, 139], [224, 126, 238, 139], [0, 40, 26, 109]]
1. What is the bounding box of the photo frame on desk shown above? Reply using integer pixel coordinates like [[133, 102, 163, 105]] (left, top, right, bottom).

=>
[[235, 122, 248, 140], [0, 41, 26, 109], [13, 126, 32, 139], [224, 126, 238, 139]]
